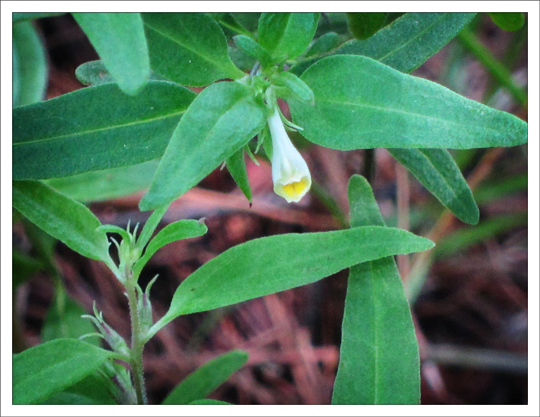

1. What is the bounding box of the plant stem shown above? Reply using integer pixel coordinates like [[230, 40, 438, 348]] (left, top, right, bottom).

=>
[[125, 273, 147, 405]]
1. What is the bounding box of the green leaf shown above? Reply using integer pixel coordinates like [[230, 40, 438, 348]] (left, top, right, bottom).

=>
[[272, 71, 314, 104], [42, 294, 98, 346], [290, 55, 528, 150], [233, 35, 272, 68], [13, 21, 48, 107], [434, 213, 527, 259], [142, 13, 245, 87], [41, 370, 117, 405], [292, 13, 476, 76], [332, 175, 420, 404], [488, 12, 525, 32], [12, 181, 110, 262], [13, 81, 195, 180], [346, 12, 388, 40], [46, 160, 159, 203], [12, 12, 66, 23], [258, 13, 320, 61], [12, 250, 43, 288], [305, 32, 340, 58], [162, 350, 248, 405], [13, 339, 117, 404], [136, 203, 169, 250], [388, 148, 479, 224], [139, 81, 266, 210], [226, 149, 252, 203], [148, 226, 433, 338], [188, 399, 232, 405], [72, 13, 150, 95], [133, 220, 208, 277]]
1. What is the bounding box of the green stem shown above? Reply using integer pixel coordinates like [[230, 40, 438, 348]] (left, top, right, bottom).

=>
[[458, 26, 527, 106], [125, 273, 147, 405]]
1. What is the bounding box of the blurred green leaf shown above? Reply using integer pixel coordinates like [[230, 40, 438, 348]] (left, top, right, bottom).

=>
[[12, 250, 43, 288], [345, 12, 387, 40], [12, 181, 110, 262], [434, 213, 527, 258], [12, 21, 47, 107], [305, 32, 340, 57], [42, 294, 98, 345], [258, 13, 320, 62], [73, 13, 149, 95], [272, 71, 314, 104], [332, 175, 420, 404], [188, 399, 232, 405], [142, 13, 245, 86], [292, 13, 476, 75], [139, 81, 266, 210], [13, 339, 117, 404], [488, 12, 525, 32], [162, 350, 248, 405], [226, 149, 252, 203], [149, 226, 433, 338], [13, 81, 195, 180], [12, 12, 66, 23], [388, 148, 479, 224], [290, 55, 528, 150], [133, 220, 208, 277]]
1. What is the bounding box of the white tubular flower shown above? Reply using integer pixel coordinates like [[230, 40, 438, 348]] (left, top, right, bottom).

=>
[[267, 108, 311, 203]]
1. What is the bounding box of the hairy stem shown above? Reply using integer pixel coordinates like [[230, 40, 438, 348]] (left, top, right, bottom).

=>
[[125, 273, 147, 405]]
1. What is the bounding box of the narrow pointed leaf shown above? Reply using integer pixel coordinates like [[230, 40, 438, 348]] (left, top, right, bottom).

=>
[[226, 149, 252, 202], [139, 81, 266, 210], [12, 181, 110, 262], [13, 81, 195, 180], [332, 175, 420, 404], [148, 226, 433, 338], [13, 21, 47, 107], [133, 220, 208, 277], [73, 13, 149, 95], [162, 350, 248, 405], [388, 148, 479, 224], [13, 339, 117, 405], [292, 13, 476, 76], [290, 55, 528, 150], [142, 13, 245, 87], [75, 60, 169, 88], [136, 203, 170, 250], [258, 13, 320, 61]]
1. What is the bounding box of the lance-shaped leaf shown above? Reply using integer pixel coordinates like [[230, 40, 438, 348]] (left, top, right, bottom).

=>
[[13, 21, 47, 107], [13, 81, 195, 180], [147, 226, 433, 338], [332, 175, 420, 405], [139, 81, 266, 211], [162, 350, 248, 405], [388, 148, 479, 224], [258, 13, 320, 62], [142, 13, 245, 87], [12, 181, 110, 262], [13, 339, 117, 405], [133, 220, 208, 277], [292, 13, 476, 76], [290, 55, 528, 150], [73, 13, 149, 95], [305, 32, 340, 58], [226, 149, 252, 203]]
